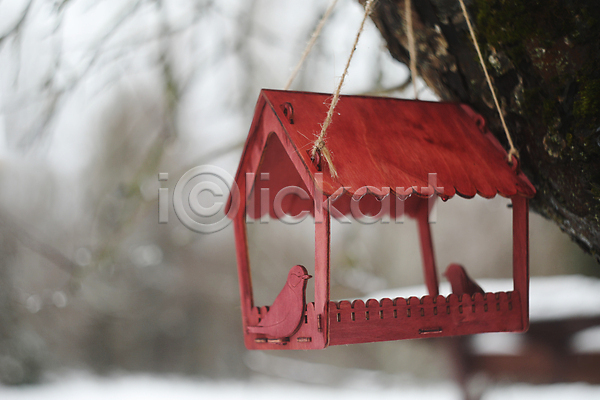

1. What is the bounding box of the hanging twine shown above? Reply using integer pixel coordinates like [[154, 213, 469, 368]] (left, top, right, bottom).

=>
[[311, 0, 377, 178], [405, 0, 418, 99], [457, 0, 518, 163], [284, 0, 339, 90]]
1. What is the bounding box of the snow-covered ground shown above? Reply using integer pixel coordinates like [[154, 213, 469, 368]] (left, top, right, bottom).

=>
[[0, 276, 599, 398], [0, 373, 453, 400], [0, 372, 599, 400]]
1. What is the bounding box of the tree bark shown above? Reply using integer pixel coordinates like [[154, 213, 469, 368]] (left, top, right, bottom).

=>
[[362, 0, 600, 263]]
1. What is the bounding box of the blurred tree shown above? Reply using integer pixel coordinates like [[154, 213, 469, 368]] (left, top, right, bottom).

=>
[[0, 0, 330, 384]]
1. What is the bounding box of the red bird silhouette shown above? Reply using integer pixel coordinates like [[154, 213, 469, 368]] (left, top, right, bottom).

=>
[[247, 265, 312, 338], [444, 263, 484, 296]]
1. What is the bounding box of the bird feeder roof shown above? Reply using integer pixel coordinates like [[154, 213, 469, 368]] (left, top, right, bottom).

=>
[[232, 89, 535, 214]]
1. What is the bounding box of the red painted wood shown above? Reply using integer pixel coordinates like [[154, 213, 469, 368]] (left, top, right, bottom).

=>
[[230, 90, 535, 217], [232, 198, 255, 350], [246, 132, 314, 220], [229, 90, 535, 349], [416, 200, 439, 296], [314, 190, 331, 347], [245, 302, 327, 350], [229, 90, 535, 220], [329, 291, 523, 345], [247, 265, 311, 338], [444, 263, 485, 296], [512, 196, 530, 332]]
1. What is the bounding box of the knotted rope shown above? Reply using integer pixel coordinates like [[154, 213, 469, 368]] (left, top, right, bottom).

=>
[[310, 0, 377, 178]]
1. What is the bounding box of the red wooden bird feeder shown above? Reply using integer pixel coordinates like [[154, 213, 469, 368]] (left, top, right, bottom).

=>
[[228, 89, 535, 350]]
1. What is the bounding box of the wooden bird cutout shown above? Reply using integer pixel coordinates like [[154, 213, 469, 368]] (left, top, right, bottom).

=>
[[444, 263, 484, 296], [247, 265, 312, 338]]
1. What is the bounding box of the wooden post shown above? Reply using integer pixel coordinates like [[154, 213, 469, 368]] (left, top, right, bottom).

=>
[[233, 206, 253, 333], [314, 175, 330, 346], [512, 195, 530, 331], [417, 199, 439, 297]]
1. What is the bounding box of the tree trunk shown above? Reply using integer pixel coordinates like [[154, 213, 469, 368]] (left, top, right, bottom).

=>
[[362, 0, 600, 262]]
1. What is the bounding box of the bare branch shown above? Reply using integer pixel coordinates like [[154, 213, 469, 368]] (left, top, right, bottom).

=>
[[0, 209, 81, 275], [0, 0, 33, 46]]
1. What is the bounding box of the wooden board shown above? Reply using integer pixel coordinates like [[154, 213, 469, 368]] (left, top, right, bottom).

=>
[[244, 303, 327, 350], [329, 291, 523, 345]]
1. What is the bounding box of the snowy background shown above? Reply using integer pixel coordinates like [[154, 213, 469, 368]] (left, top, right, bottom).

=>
[[0, 0, 599, 398]]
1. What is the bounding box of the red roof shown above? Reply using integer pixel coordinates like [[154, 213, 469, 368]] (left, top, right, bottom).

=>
[[231, 90, 535, 218]]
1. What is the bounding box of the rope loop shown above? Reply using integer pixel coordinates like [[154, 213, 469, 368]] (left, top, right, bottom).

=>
[[507, 148, 519, 166]]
